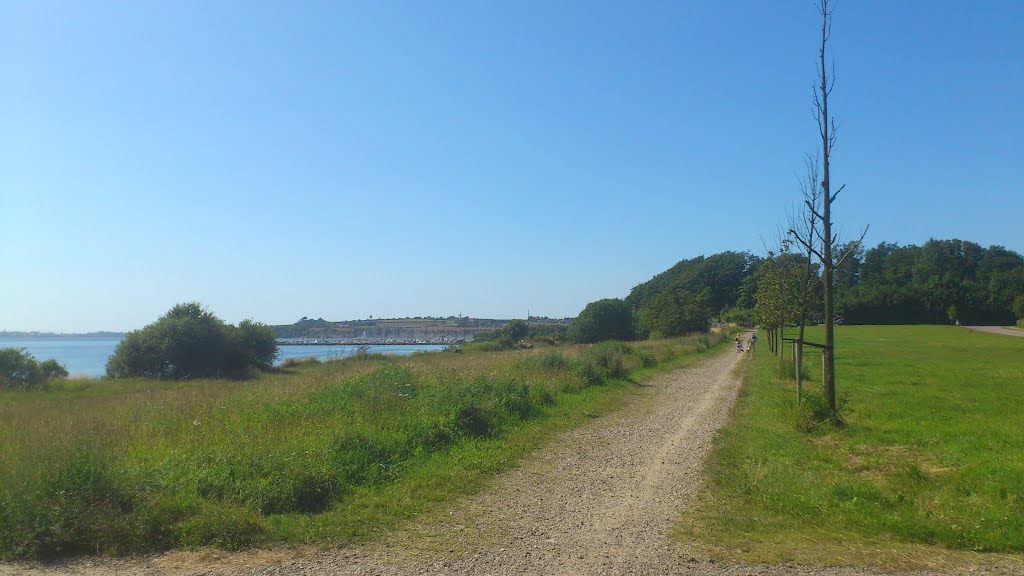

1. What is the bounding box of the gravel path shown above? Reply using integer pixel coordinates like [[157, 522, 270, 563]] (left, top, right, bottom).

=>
[[4, 340, 1017, 575], [963, 325, 1024, 338]]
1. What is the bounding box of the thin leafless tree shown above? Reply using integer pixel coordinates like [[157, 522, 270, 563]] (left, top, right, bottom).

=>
[[789, 0, 867, 415]]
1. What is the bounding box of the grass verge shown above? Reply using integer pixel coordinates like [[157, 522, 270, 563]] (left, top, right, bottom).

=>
[[0, 330, 732, 559], [675, 325, 1024, 571]]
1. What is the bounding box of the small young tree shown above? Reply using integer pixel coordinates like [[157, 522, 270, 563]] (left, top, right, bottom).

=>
[[754, 248, 804, 355]]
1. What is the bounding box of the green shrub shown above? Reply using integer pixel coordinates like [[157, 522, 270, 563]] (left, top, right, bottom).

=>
[[497, 381, 533, 419], [721, 306, 755, 326], [586, 341, 633, 380], [106, 303, 277, 379], [1018, 318, 1024, 328], [174, 502, 260, 550], [0, 348, 68, 390], [456, 404, 497, 437], [528, 383, 556, 407], [0, 452, 144, 557], [569, 299, 637, 343], [532, 350, 565, 366], [575, 356, 605, 386], [281, 357, 320, 368], [1013, 295, 1024, 320]]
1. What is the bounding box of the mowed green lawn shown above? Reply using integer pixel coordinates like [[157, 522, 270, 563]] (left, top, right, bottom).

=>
[[680, 325, 1024, 568]]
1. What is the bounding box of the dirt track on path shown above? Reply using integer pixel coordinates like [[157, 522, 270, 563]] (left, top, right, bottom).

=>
[[4, 339, 1009, 575]]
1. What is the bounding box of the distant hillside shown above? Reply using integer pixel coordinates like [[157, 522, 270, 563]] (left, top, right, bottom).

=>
[[270, 316, 571, 340]]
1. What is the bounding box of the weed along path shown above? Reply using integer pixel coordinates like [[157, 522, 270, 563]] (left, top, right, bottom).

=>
[[4, 339, 991, 576]]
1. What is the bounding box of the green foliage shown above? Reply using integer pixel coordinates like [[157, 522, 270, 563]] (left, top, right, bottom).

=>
[[687, 326, 1024, 559], [503, 320, 529, 342], [524, 323, 567, 344], [39, 359, 69, 380], [106, 303, 277, 379], [721, 306, 754, 326], [230, 319, 278, 370], [1012, 294, 1024, 321], [568, 299, 636, 343], [753, 254, 805, 331], [600, 239, 1024, 334], [472, 322, 567, 348], [839, 240, 1024, 325], [0, 348, 68, 390], [639, 287, 712, 338], [627, 251, 753, 314]]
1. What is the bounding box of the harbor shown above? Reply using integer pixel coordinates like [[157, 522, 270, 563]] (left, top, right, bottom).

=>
[[276, 338, 463, 346]]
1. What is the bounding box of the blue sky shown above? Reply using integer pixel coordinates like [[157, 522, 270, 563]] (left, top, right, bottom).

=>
[[2, 1, 1021, 332]]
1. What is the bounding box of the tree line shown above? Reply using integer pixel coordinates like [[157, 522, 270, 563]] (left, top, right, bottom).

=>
[[834, 239, 1024, 326], [565, 237, 1023, 348]]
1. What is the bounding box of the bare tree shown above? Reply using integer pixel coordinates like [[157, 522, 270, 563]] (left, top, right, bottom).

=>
[[789, 0, 867, 415]]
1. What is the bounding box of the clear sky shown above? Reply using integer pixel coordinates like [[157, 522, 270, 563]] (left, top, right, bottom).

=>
[[2, 1, 1021, 333]]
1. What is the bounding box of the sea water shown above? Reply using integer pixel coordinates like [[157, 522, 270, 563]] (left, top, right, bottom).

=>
[[0, 337, 446, 379]]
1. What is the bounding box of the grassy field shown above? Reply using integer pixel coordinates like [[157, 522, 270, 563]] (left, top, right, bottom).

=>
[[0, 331, 729, 559], [678, 325, 1024, 570]]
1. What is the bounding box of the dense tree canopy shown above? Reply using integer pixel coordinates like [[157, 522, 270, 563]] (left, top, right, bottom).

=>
[[626, 251, 754, 335], [638, 287, 712, 338], [569, 299, 636, 343], [836, 240, 1024, 325], [106, 303, 277, 379], [595, 239, 1022, 339], [626, 251, 752, 313]]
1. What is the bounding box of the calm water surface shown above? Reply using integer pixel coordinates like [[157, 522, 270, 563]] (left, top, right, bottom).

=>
[[0, 337, 446, 378]]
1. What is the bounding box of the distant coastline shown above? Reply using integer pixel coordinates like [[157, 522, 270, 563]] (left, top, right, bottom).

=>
[[0, 331, 125, 339], [0, 314, 575, 342]]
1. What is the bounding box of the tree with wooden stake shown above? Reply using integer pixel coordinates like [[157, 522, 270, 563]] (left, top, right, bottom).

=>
[[789, 0, 867, 416], [787, 153, 823, 403]]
